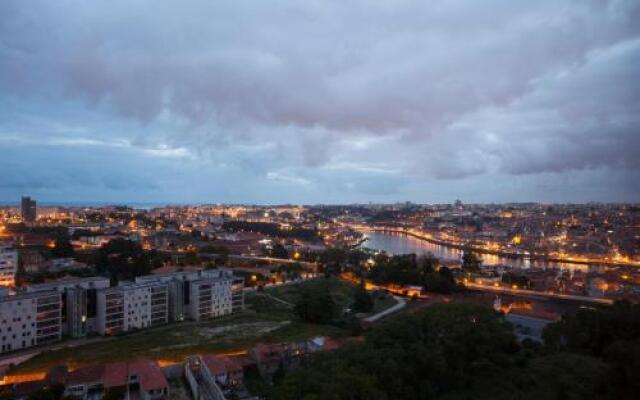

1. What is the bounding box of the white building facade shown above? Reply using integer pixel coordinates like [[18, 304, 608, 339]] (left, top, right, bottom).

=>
[[0, 290, 62, 353], [96, 282, 169, 336], [188, 277, 233, 321], [136, 269, 244, 322], [26, 277, 110, 337], [0, 243, 18, 287]]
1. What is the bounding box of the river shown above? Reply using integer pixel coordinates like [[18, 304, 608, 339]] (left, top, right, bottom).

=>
[[361, 231, 592, 272]]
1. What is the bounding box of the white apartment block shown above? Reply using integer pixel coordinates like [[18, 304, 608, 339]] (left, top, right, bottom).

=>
[[136, 269, 244, 322], [0, 243, 18, 287], [26, 277, 110, 337], [188, 277, 233, 321], [96, 282, 168, 336], [0, 290, 62, 354], [200, 269, 245, 314], [136, 271, 200, 321]]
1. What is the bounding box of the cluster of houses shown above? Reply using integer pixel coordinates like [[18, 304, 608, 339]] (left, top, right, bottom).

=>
[[0, 336, 341, 400]]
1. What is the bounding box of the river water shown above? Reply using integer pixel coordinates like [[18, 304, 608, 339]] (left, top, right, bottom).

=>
[[361, 231, 591, 272]]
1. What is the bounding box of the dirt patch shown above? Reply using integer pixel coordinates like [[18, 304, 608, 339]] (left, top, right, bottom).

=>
[[199, 321, 291, 339]]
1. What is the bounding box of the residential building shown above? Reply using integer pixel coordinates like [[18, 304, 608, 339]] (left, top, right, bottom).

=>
[[0, 243, 18, 287], [96, 282, 169, 336], [136, 271, 200, 322], [250, 342, 309, 377], [25, 277, 110, 337], [188, 276, 233, 321], [200, 269, 245, 314], [17, 248, 46, 273], [0, 290, 62, 354], [505, 309, 560, 342], [128, 359, 170, 400], [63, 360, 169, 400], [201, 354, 244, 387], [20, 196, 37, 223], [249, 337, 340, 378], [136, 269, 244, 322]]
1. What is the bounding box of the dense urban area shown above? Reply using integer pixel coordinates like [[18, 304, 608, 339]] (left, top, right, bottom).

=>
[[0, 197, 639, 399]]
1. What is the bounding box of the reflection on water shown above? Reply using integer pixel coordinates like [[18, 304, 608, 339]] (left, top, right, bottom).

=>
[[362, 231, 590, 272]]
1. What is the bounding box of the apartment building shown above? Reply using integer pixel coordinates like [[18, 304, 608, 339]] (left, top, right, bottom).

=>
[[136, 271, 200, 322], [96, 282, 169, 336], [25, 277, 110, 337], [136, 269, 244, 322], [200, 269, 245, 314], [0, 290, 62, 354], [0, 243, 18, 287], [63, 359, 169, 400], [188, 277, 233, 321]]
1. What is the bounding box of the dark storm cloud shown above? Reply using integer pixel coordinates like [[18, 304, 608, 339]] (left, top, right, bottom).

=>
[[0, 0, 639, 202]]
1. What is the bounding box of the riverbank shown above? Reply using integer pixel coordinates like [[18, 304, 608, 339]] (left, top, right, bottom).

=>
[[359, 227, 639, 269]]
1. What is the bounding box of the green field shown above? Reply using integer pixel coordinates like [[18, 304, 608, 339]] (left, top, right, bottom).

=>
[[9, 279, 356, 375], [264, 277, 358, 309]]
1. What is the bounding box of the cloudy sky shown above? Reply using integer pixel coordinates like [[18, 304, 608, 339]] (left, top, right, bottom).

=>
[[1, 0, 639, 204]]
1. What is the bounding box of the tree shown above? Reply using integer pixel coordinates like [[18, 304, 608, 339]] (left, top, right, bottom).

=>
[[461, 248, 482, 273], [418, 253, 439, 274], [543, 300, 640, 357], [294, 285, 337, 324], [51, 234, 74, 258], [423, 266, 456, 294], [542, 300, 640, 399], [200, 244, 230, 266], [182, 250, 201, 266], [501, 272, 530, 288], [273, 303, 521, 400], [270, 243, 289, 259], [272, 301, 621, 400], [95, 239, 152, 284], [352, 281, 374, 313]]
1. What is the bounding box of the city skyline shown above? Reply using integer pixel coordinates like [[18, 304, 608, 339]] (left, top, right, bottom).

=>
[[2, 1, 640, 204]]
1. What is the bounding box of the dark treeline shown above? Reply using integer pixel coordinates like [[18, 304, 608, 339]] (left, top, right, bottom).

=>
[[272, 301, 639, 399], [316, 247, 459, 294], [94, 238, 168, 284], [367, 253, 457, 293], [222, 221, 319, 241]]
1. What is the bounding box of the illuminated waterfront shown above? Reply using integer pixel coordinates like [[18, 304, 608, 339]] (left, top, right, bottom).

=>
[[362, 231, 592, 272]]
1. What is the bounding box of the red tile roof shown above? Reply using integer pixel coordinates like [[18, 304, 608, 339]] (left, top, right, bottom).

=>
[[222, 356, 243, 373], [128, 360, 168, 392], [103, 362, 128, 388], [66, 365, 105, 385], [202, 355, 226, 375], [252, 343, 285, 364], [64, 359, 167, 392], [231, 354, 256, 368], [322, 338, 341, 351], [46, 365, 68, 386]]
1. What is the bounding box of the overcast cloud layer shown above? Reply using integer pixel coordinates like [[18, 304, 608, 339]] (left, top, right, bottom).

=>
[[1, 0, 639, 204]]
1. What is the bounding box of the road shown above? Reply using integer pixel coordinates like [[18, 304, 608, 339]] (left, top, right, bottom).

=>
[[363, 296, 406, 322], [463, 282, 614, 305], [228, 254, 318, 269]]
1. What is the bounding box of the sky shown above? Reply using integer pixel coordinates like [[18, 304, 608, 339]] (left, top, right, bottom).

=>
[[1, 0, 639, 205]]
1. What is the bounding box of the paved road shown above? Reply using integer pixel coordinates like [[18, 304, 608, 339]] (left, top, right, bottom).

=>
[[364, 296, 406, 322], [463, 282, 613, 305]]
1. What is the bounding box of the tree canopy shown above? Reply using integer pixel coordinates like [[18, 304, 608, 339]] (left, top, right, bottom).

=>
[[272, 301, 629, 400], [293, 284, 338, 324], [94, 238, 155, 284]]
